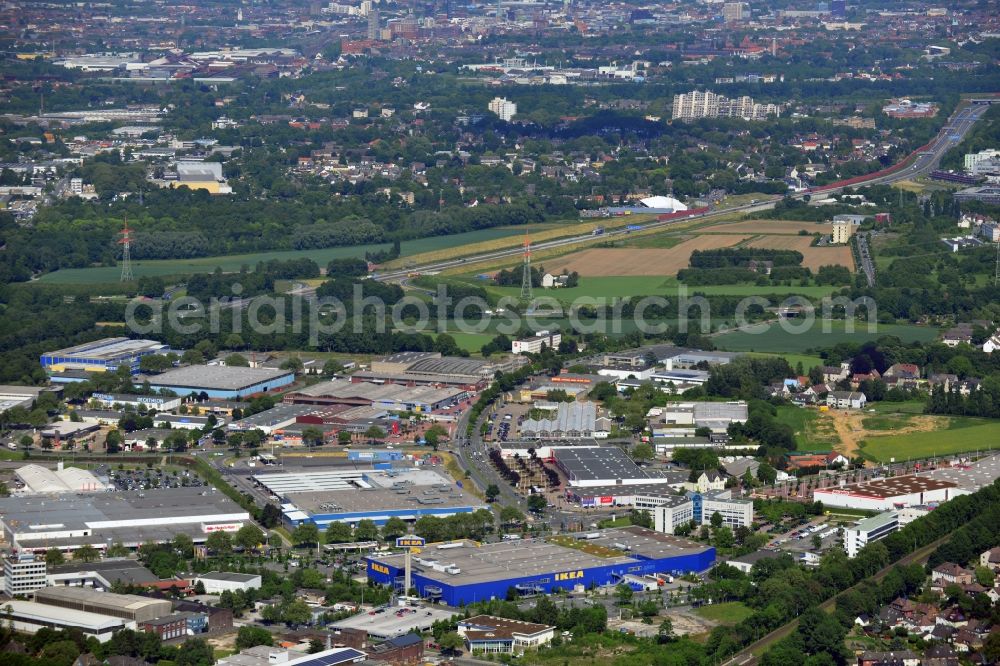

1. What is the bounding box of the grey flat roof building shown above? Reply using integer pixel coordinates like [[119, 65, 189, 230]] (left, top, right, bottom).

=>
[[553, 447, 669, 487], [144, 365, 294, 392], [34, 586, 173, 623]]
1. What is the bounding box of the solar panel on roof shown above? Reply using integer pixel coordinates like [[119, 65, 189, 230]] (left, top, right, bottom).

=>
[[289, 648, 365, 666]]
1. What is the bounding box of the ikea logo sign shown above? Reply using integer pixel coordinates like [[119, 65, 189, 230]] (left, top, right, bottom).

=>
[[555, 570, 584, 582], [371, 563, 390, 575]]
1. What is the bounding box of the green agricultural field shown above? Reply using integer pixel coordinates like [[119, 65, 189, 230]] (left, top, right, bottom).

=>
[[693, 602, 754, 625], [436, 330, 495, 354], [860, 421, 1000, 462], [867, 400, 928, 415], [744, 352, 825, 372], [480, 276, 839, 304], [33, 225, 555, 285], [775, 406, 839, 451], [714, 321, 940, 354]]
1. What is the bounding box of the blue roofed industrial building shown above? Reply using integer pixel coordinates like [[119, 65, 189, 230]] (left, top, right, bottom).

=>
[[142, 364, 294, 399], [365, 526, 714, 606], [252, 467, 487, 527], [41, 338, 169, 379]]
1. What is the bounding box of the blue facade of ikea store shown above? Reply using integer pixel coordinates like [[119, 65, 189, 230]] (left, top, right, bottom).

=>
[[365, 547, 715, 607]]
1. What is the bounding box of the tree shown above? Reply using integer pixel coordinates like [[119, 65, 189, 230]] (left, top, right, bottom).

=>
[[226, 353, 249, 367], [236, 626, 274, 650], [292, 523, 320, 547], [280, 356, 304, 373], [616, 582, 634, 606], [301, 426, 325, 448], [437, 631, 463, 656], [710, 511, 723, 529], [424, 424, 448, 450], [713, 526, 735, 549], [485, 484, 501, 502], [381, 516, 408, 540], [365, 425, 386, 441], [281, 599, 312, 627], [658, 618, 673, 639], [175, 638, 214, 666], [527, 494, 547, 514], [337, 430, 353, 445], [260, 503, 282, 529], [206, 530, 233, 555], [325, 522, 353, 543], [174, 533, 194, 558], [107, 542, 129, 558], [74, 544, 100, 562], [500, 504, 525, 526], [632, 442, 655, 462], [235, 524, 265, 551], [354, 519, 379, 542], [45, 547, 65, 566]]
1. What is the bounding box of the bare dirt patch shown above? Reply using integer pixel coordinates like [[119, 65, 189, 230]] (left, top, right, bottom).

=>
[[824, 410, 941, 460], [551, 235, 750, 276], [746, 235, 855, 271]]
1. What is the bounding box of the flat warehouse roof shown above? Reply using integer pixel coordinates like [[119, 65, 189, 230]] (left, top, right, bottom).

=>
[[554, 446, 657, 482], [35, 586, 172, 613], [0, 486, 247, 532], [254, 470, 367, 493], [289, 380, 466, 404], [4, 599, 127, 631], [371, 527, 708, 586], [45, 337, 165, 360], [146, 365, 293, 390], [570, 481, 686, 499], [819, 475, 956, 499]]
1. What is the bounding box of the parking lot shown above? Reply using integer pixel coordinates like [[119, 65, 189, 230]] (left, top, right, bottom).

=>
[[330, 602, 460, 640], [106, 466, 206, 492]]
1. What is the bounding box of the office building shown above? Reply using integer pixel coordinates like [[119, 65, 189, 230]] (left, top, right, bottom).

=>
[[488, 97, 517, 121], [672, 90, 780, 121], [367, 9, 380, 40], [722, 2, 747, 22], [40, 337, 169, 376], [832, 220, 856, 244], [4, 552, 47, 596], [457, 615, 555, 654], [652, 496, 696, 534], [701, 491, 754, 529], [843, 510, 898, 558], [512, 330, 562, 355]]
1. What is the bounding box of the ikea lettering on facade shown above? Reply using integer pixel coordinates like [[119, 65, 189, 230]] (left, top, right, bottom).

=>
[[554, 570, 584, 582], [371, 562, 390, 575]]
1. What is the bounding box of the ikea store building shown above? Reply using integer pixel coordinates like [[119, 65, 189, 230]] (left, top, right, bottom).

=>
[[366, 526, 714, 606]]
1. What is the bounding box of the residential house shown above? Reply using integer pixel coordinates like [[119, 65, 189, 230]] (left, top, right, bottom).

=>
[[827, 391, 867, 410], [924, 643, 961, 665], [979, 546, 1000, 571], [683, 470, 727, 493], [822, 364, 849, 384], [857, 650, 919, 666], [931, 563, 974, 587], [883, 363, 920, 380]]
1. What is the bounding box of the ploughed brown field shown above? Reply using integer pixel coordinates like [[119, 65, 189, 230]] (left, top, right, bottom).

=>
[[746, 235, 855, 271], [552, 234, 751, 276], [699, 220, 831, 235]]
